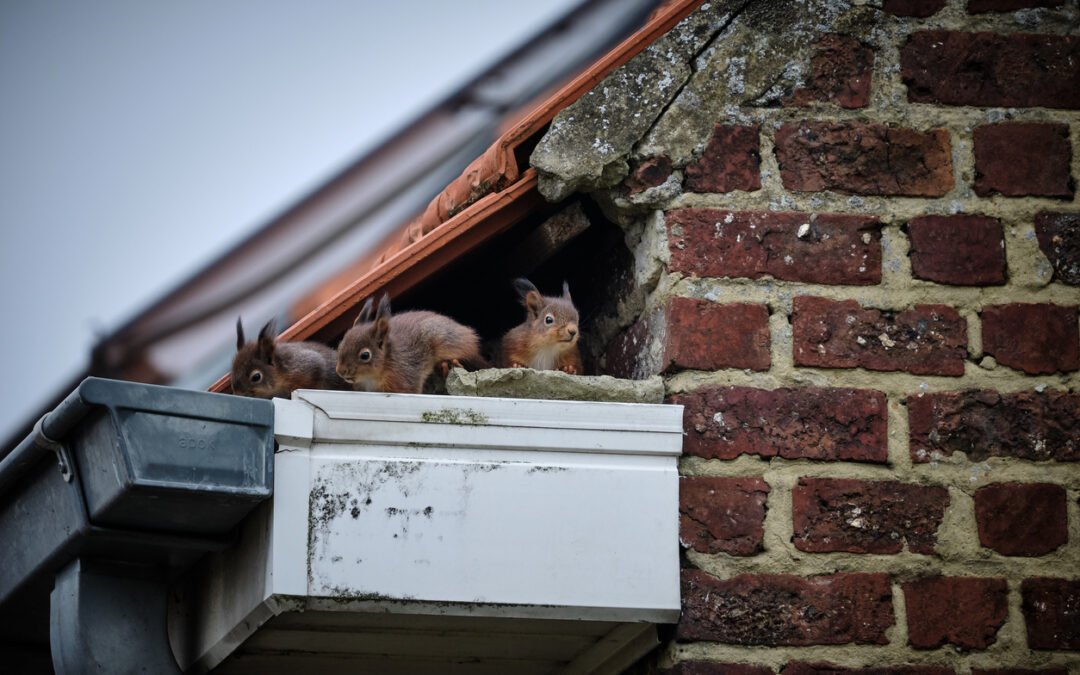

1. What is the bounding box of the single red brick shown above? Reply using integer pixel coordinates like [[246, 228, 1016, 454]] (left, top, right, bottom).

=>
[[884, 0, 946, 16], [624, 155, 673, 195], [793, 478, 949, 554], [1035, 212, 1080, 286], [673, 664, 773, 675], [605, 298, 770, 378], [672, 386, 888, 462], [679, 570, 894, 645], [667, 209, 881, 285], [784, 665, 953, 675], [982, 303, 1080, 375], [904, 576, 1008, 649], [775, 122, 953, 197], [968, 0, 1062, 10], [902, 32, 1080, 108], [974, 124, 1073, 199], [975, 483, 1068, 556], [792, 296, 967, 376], [1022, 577, 1080, 649], [784, 35, 873, 109], [907, 215, 1006, 286], [909, 389, 1080, 463], [680, 476, 770, 556], [684, 125, 761, 193]]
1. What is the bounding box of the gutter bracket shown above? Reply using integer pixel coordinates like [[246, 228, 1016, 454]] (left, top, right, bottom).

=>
[[50, 558, 182, 674], [33, 415, 73, 483]]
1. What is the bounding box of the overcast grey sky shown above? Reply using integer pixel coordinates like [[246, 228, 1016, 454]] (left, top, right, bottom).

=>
[[0, 0, 582, 441]]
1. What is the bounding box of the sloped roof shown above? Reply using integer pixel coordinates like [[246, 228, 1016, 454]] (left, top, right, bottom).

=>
[[210, 0, 703, 393]]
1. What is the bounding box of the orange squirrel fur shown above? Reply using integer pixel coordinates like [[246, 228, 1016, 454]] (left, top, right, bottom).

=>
[[497, 278, 582, 374], [336, 294, 484, 394]]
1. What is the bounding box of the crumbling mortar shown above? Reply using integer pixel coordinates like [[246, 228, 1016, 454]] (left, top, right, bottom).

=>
[[886, 394, 911, 471], [901, 0, 1080, 35], [645, 0, 756, 142], [664, 273, 1080, 318], [888, 579, 909, 649], [664, 362, 1080, 398]]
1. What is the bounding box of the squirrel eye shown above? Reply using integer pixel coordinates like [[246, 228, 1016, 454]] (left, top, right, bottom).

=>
[[250, 371, 262, 384], [360, 349, 371, 362], [544, 315, 554, 325]]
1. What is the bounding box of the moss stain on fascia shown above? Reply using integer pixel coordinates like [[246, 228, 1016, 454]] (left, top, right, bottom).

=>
[[420, 408, 490, 425]]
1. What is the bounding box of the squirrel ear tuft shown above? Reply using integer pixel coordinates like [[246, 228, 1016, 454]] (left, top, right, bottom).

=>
[[257, 320, 276, 363], [562, 281, 572, 302], [258, 319, 276, 341], [236, 317, 245, 350], [376, 294, 392, 320], [355, 297, 374, 326], [512, 278, 538, 301]]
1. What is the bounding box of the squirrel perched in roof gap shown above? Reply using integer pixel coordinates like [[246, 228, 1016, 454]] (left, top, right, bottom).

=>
[[231, 318, 350, 398], [497, 278, 583, 374], [336, 294, 485, 394]]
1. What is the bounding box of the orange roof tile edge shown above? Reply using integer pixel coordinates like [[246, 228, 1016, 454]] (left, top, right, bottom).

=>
[[211, 0, 702, 394]]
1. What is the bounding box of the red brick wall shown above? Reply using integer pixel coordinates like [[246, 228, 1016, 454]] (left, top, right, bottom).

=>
[[603, 2, 1079, 672]]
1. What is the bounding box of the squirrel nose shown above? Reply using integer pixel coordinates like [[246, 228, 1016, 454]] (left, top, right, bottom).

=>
[[567, 325, 578, 338]]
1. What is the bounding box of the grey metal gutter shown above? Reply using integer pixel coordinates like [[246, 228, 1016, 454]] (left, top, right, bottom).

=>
[[0, 377, 274, 673]]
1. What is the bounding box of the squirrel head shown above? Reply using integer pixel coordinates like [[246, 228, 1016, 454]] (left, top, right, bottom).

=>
[[337, 294, 392, 386], [514, 278, 580, 349], [231, 318, 288, 398]]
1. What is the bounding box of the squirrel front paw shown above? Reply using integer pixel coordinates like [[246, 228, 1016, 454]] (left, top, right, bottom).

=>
[[510, 362, 525, 369], [559, 365, 578, 375], [436, 359, 464, 377]]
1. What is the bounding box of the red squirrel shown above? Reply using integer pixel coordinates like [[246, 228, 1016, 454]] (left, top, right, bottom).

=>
[[336, 294, 484, 394], [498, 278, 582, 374], [232, 318, 350, 398]]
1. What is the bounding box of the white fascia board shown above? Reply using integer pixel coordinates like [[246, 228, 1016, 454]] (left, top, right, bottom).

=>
[[171, 390, 683, 672]]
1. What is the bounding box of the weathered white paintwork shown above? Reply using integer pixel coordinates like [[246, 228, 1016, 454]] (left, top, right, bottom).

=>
[[169, 390, 683, 674]]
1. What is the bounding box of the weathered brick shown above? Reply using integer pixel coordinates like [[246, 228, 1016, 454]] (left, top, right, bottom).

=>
[[975, 483, 1068, 556], [968, 0, 1063, 10], [605, 298, 770, 378], [1035, 211, 1080, 286], [667, 209, 881, 285], [982, 303, 1080, 375], [784, 665, 953, 675], [907, 215, 1006, 286], [793, 478, 949, 554], [884, 0, 946, 16], [624, 155, 673, 195], [973, 670, 1067, 675], [792, 296, 967, 376], [673, 664, 772, 675], [672, 386, 887, 462], [904, 576, 1008, 649], [1022, 578, 1080, 650], [680, 476, 769, 556], [901, 31, 1080, 108], [784, 35, 873, 109], [684, 125, 761, 193], [679, 571, 893, 645], [909, 390, 1080, 463], [974, 123, 1073, 199], [775, 122, 953, 197]]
